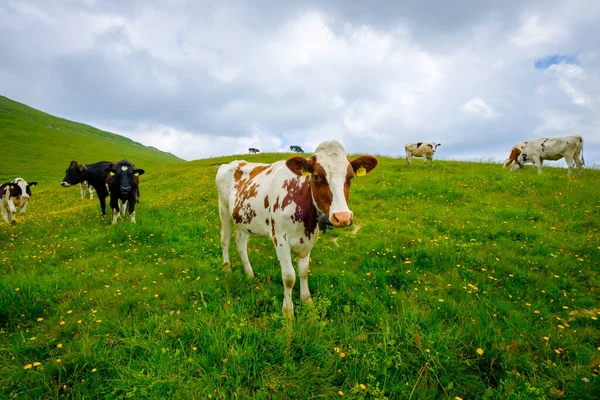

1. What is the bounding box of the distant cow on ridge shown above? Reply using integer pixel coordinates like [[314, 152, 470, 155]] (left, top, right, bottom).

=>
[[61, 161, 111, 215], [290, 145, 304, 153], [216, 140, 378, 318], [249, 148, 260, 154], [1, 178, 37, 224], [510, 136, 584, 176], [405, 142, 441, 166], [105, 160, 145, 224]]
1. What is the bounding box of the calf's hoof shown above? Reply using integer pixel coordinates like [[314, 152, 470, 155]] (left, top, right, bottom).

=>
[[223, 262, 232, 273]]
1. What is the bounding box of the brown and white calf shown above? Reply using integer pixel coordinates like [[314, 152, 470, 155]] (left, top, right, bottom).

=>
[[510, 136, 584, 176], [0, 178, 37, 224], [216, 140, 378, 318], [405, 142, 441, 165], [105, 160, 145, 224], [503, 141, 529, 168], [80, 181, 95, 199]]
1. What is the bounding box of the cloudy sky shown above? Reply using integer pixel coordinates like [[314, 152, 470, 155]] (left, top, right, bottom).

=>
[[1, 0, 599, 165]]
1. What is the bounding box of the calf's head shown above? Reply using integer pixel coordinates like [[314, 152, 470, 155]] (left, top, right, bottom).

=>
[[61, 161, 85, 187], [285, 141, 378, 227], [9, 178, 37, 199], [105, 160, 145, 195]]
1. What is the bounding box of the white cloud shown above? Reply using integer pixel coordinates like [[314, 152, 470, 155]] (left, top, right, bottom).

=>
[[461, 97, 499, 119]]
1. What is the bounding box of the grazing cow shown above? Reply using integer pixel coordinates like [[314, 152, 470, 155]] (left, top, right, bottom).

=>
[[80, 181, 95, 199], [290, 145, 304, 153], [1, 178, 37, 224], [216, 140, 378, 318], [510, 136, 584, 176], [405, 142, 441, 165], [105, 160, 145, 224], [61, 161, 111, 215], [249, 148, 261, 154]]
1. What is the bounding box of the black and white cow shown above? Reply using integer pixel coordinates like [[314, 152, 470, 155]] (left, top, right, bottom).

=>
[[405, 142, 441, 165], [290, 145, 304, 153], [105, 160, 145, 224], [80, 181, 95, 199], [61, 161, 111, 215], [249, 148, 261, 154], [1, 178, 37, 224]]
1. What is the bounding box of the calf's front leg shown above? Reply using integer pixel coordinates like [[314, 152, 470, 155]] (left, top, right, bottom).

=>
[[275, 241, 296, 319]]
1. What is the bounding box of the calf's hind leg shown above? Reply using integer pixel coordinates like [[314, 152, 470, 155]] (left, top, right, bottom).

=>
[[235, 230, 255, 278], [218, 202, 232, 273]]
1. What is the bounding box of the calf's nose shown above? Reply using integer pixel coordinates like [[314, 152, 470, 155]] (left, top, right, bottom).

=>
[[331, 211, 353, 227], [22, 194, 30, 199]]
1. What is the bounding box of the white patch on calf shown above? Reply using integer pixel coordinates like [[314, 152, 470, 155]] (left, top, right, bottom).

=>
[[112, 209, 120, 225], [121, 166, 128, 171], [313, 141, 352, 219]]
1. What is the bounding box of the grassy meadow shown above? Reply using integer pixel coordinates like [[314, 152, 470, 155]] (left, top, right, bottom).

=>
[[1, 146, 599, 398], [0, 95, 182, 183]]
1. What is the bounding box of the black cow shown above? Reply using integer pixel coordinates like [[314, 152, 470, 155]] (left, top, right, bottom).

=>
[[248, 148, 260, 154], [1, 178, 37, 224], [290, 145, 304, 153], [105, 160, 145, 224], [61, 161, 111, 215]]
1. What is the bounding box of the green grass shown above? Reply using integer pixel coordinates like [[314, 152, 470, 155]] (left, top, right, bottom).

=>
[[1, 156, 598, 399], [1, 97, 599, 398], [0, 95, 183, 183]]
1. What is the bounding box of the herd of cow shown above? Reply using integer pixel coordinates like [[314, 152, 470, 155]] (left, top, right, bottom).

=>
[[0, 135, 586, 317]]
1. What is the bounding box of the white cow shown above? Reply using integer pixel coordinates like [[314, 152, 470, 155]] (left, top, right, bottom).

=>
[[405, 142, 441, 165], [216, 141, 378, 318], [0, 178, 38, 224], [510, 136, 584, 176]]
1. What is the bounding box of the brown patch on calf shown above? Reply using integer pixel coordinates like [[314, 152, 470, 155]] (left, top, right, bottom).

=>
[[264, 195, 269, 209], [281, 176, 319, 239], [249, 165, 270, 180], [271, 217, 277, 245], [231, 168, 260, 224], [309, 161, 334, 220]]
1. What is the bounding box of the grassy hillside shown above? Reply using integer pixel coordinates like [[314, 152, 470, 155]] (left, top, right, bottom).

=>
[[1, 152, 599, 398], [0, 95, 183, 183]]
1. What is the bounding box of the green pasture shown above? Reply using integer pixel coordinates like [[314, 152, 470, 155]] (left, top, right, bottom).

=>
[[1, 96, 599, 398]]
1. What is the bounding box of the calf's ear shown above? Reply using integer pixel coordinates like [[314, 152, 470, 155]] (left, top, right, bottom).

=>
[[351, 156, 379, 176], [78, 163, 84, 171], [286, 156, 313, 176], [134, 169, 145, 176], [29, 182, 38, 186]]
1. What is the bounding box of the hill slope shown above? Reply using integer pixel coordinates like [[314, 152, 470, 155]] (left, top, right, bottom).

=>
[[0, 152, 599, 398], [0, 95, 183, 182]]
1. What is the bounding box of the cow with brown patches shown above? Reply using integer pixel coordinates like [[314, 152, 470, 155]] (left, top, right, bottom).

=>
[[216, 140, 378, 318]]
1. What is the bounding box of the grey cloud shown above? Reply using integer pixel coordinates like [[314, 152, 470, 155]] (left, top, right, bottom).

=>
[[0, 0, 599, 164]]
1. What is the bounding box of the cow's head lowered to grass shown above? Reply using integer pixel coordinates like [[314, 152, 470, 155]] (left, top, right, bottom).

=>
[[285, 142, 378, 227]]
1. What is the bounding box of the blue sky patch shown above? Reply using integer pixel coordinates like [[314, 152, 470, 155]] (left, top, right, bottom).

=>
[[534, 55, 577, 69]]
